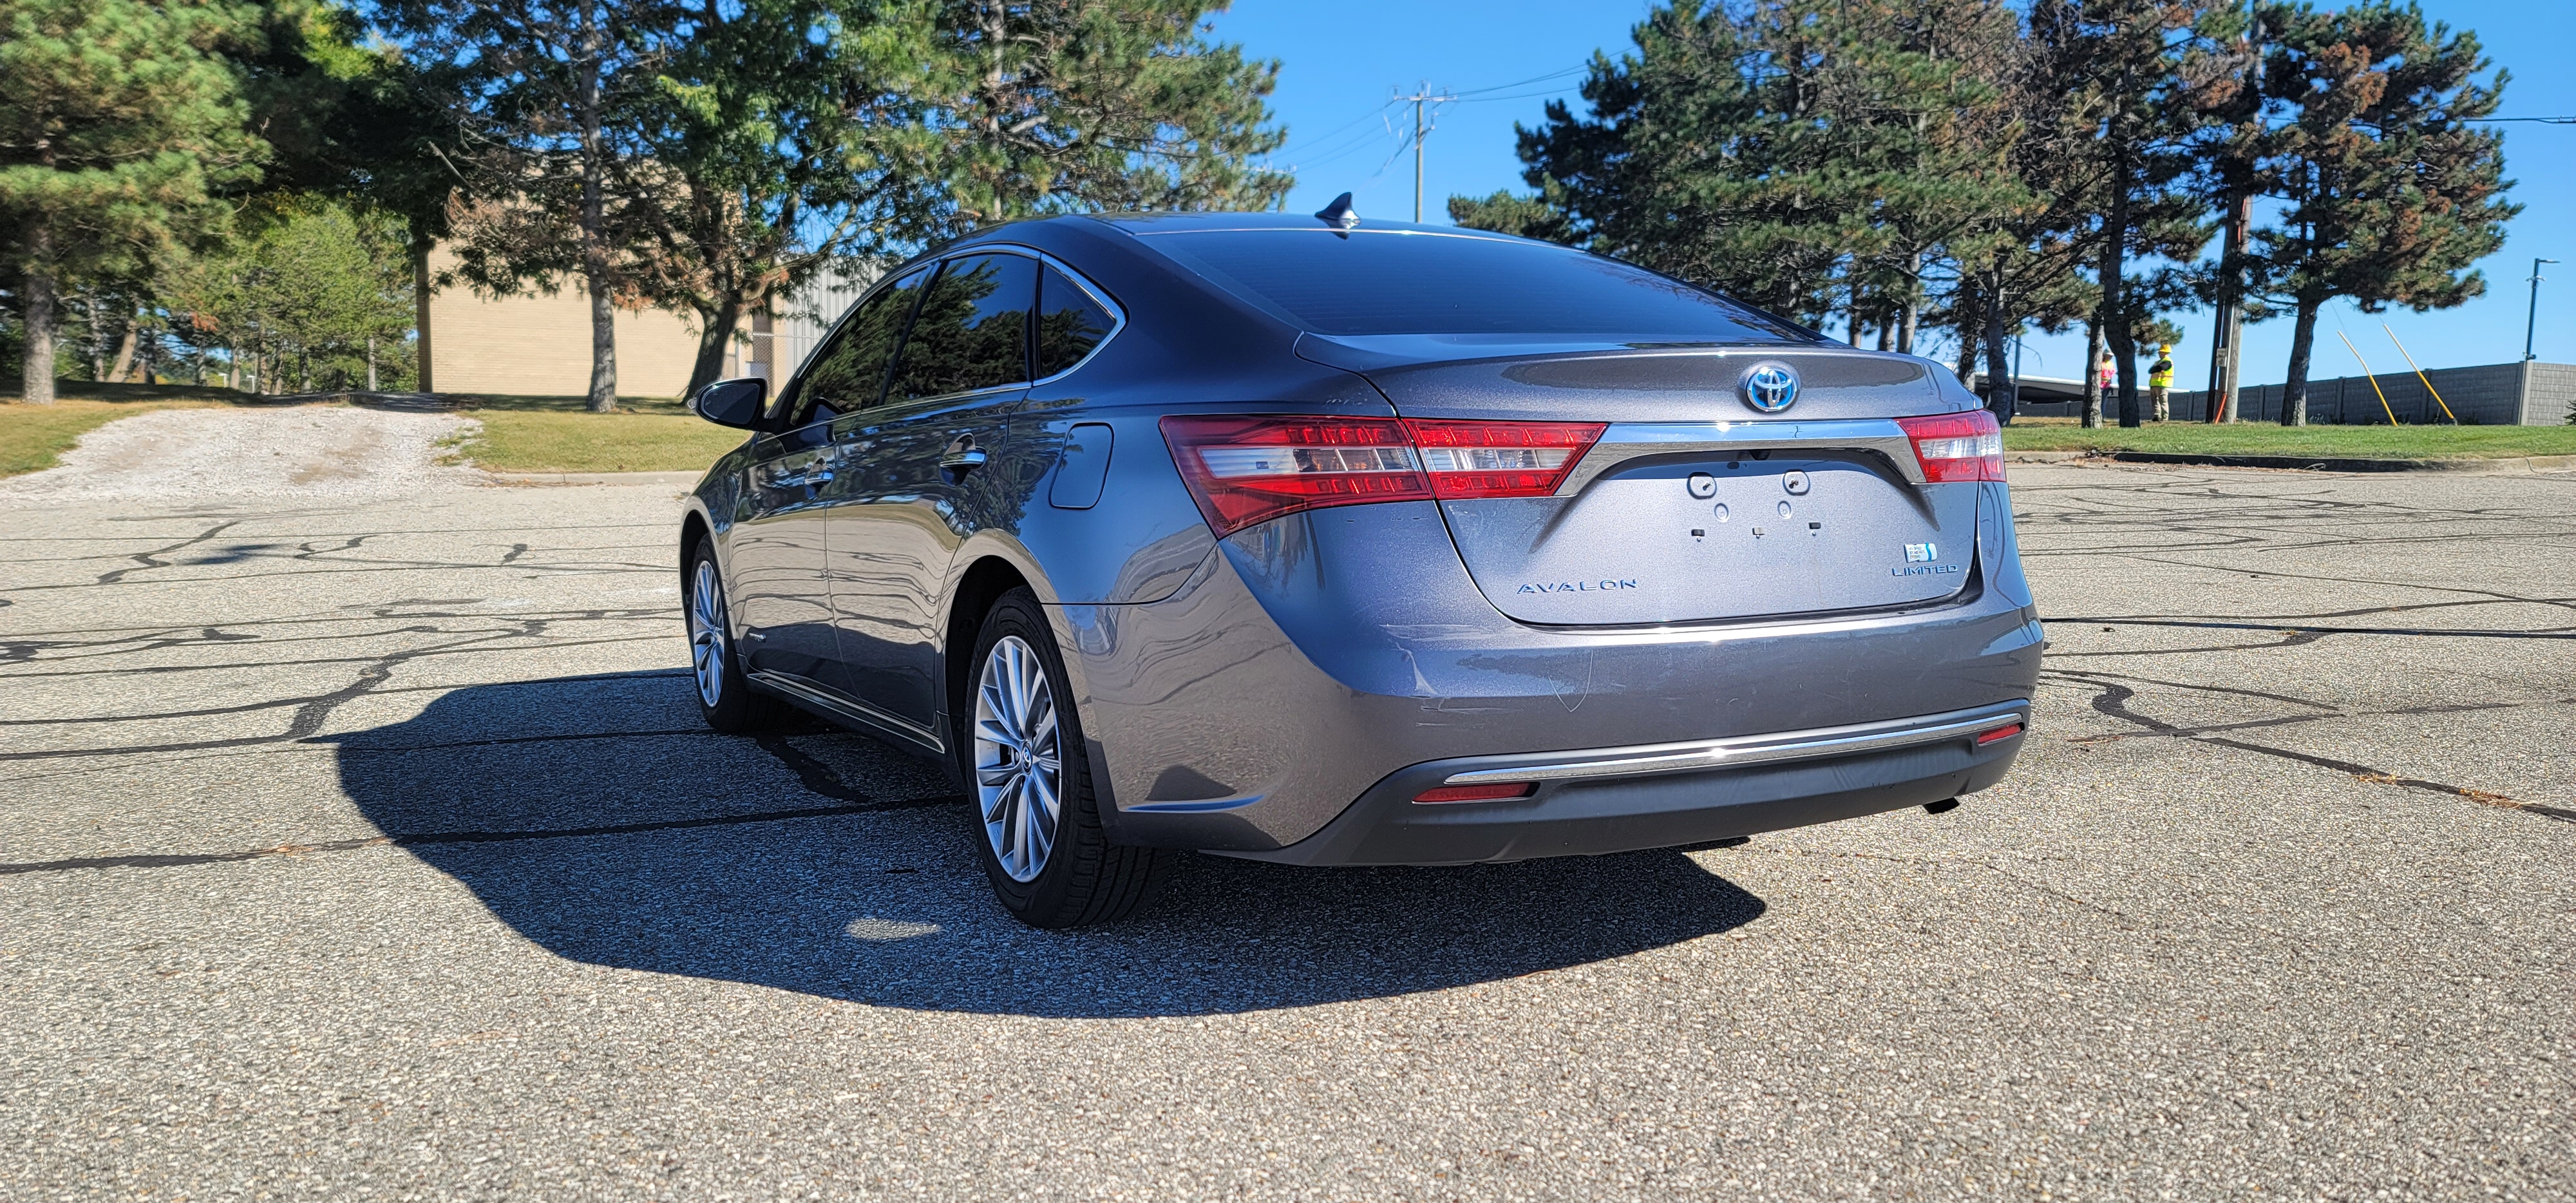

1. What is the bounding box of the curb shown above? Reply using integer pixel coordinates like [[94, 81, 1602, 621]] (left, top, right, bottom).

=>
[[480, 470, 705, 488], [2004, 450, 2576, 475]]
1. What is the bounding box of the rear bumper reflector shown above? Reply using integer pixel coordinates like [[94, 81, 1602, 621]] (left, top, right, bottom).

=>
[[1412, 782, 1537, 805], [1439, 703, 2030, 788]]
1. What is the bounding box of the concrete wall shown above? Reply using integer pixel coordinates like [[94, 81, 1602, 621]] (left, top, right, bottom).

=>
[[2530, 363, 2576, 425], [2166, 361, 2570, 426]]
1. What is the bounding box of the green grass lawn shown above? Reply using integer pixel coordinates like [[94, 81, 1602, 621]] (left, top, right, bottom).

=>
[[2003, 419, 2576, 459], [442, 393, 747, 473]]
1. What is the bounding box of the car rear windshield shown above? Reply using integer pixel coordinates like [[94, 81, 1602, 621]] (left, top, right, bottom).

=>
[[1138, 229, 1814, 341]]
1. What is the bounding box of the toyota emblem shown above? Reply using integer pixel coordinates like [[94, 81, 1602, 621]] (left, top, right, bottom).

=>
[[1741, 363, 1800, 413]]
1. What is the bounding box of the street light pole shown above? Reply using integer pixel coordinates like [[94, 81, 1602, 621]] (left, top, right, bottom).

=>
[[2528, 258, 2558, 361]]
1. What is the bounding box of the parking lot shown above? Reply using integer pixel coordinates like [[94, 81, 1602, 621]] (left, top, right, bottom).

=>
[[3, 413, 2571, 1200]]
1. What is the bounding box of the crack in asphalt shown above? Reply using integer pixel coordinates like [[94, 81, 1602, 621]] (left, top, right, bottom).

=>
[[2057, 676, 2575, 825], [94, 520, 242, 585]]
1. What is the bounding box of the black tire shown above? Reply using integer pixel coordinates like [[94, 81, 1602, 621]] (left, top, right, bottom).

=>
[[685, 542, 790, 734], [961, 589, 1171, 928]]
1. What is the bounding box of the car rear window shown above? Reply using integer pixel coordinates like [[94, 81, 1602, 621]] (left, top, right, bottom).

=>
[[1139, 229, 1814, 341], [886, 252, 1037, 403]]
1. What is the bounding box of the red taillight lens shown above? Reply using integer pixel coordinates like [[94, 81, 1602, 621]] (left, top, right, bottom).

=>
[[1976, 722, 2024, 746], [1413, 782, 1535, 804], [1159, 415, 1429, 536], [1159, 415, 1606, 536], [1404, 419, 1605, 499], [1896, 410, 2005, 482]]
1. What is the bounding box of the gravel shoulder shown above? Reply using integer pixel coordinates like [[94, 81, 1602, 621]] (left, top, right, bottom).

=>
[[0, 405, 481, 501]]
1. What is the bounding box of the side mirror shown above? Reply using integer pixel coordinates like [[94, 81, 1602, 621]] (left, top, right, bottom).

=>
[[690, 377, 768, 430]]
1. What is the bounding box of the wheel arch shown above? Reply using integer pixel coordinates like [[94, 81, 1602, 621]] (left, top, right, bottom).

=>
[[677, 508, 714, 588], [943, 554, 1035, 759]]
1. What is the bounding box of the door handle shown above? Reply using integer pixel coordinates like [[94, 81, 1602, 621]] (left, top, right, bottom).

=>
[[940, 434, 987, 474]]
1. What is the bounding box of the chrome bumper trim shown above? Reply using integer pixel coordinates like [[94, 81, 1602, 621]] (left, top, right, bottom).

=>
[[1555, 419, 1927, 496], [1439, 702, 2028, 788]]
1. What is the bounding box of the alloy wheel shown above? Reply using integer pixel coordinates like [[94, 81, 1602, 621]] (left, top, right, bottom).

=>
[[974, 634, 1063, 883], [688, 558, 728, 708]]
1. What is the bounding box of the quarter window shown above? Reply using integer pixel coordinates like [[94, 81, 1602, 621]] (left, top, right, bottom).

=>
[[1034, 265, 1116, 378], [883, 254, 1037, 404]]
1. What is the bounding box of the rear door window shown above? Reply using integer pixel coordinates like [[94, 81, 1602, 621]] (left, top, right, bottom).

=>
[[786, 267, 927, 426], [1034, 265, 1117, 378], [883, 254, 1037, 404]]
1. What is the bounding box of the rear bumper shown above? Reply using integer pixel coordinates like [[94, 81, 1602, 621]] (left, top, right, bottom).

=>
[[1050, 491, 2043, 857], [1223, 703, 2026, 866]]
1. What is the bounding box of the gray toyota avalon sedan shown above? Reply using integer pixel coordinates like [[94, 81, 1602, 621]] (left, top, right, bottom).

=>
[[676, 204, 2042, 927]]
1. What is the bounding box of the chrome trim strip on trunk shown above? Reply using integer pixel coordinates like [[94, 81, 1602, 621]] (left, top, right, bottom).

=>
[[1555, 419, 1926, 495], [1439, 701, 2028, 787], [748, 669, 947, 755]]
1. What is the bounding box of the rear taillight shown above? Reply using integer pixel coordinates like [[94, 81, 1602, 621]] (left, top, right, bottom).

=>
[[1896, 410, 2005, 482], [1160, 415, 1605, 536], [1405, 419, 1603, 499]]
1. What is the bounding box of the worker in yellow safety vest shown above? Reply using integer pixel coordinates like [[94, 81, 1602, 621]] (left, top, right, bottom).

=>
[[2148, 343, 2175, 421]]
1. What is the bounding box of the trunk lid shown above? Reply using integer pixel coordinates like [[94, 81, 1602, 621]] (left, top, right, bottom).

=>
[[1303, 339, 1979, 627]]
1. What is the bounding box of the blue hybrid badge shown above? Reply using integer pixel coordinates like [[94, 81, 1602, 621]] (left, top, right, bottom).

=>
[[1741, 363, 1799, 413]]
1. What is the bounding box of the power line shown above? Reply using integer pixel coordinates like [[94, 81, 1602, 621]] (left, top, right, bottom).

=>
[[1448, 64, 1587, 98], [1278, 62, 1592, 213]]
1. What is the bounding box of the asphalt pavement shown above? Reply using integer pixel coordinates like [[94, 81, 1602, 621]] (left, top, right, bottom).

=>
[[3, 448, 2571, 1200]]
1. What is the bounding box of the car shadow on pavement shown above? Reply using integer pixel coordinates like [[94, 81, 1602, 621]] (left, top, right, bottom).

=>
[[334, 673, 1766, 1018]]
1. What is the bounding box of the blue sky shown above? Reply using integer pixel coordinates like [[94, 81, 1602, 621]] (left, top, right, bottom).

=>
[[1211, 0, 2576, 384]]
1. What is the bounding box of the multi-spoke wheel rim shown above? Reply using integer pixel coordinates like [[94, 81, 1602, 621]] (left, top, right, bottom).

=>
[[974, 634, 1062, 883], [688, 560, 727, 708]]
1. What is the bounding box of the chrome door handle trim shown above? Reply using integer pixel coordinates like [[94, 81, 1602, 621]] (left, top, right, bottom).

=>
[[939, 448, 989, 471]]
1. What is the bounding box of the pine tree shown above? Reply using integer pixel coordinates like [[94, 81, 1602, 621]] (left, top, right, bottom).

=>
[[626, 0, 894, 397], [2248, 0, 2514, 426], [868, 0, 1291, 242], [0, 0, 265, 404], [2034, 0, 2222, 428], [1453, 0, 2029, 342]]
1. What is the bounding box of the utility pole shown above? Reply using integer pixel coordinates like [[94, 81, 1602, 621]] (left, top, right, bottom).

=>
[[1396, 84, 1456, 222], [2528, 258, 2557, 361]]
